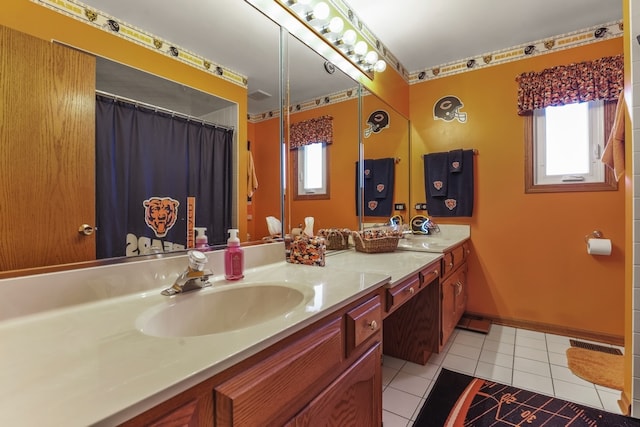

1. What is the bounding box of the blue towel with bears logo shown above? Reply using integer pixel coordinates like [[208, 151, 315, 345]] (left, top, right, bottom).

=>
[[424, 149, 474, 217], [356, 158, 395, 217], [423, 152, 448, 196]]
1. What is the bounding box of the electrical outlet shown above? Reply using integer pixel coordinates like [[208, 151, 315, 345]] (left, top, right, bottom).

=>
[[394, 203, 406, 211], [415, 203, 427, 210]]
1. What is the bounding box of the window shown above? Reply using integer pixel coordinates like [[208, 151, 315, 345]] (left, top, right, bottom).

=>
[[294, 142, 329, 200], [525, 100, 617, 193]]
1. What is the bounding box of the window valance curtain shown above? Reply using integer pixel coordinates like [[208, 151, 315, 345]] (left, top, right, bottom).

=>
[[516, 54, 623, 115], [289, 115, 333, 149]]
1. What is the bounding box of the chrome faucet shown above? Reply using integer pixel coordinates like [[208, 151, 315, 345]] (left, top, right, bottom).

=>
[[161, 250, 213, 296]]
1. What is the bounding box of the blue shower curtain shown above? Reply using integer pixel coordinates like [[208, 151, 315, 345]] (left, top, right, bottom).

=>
[[95, 95, 233, 258]]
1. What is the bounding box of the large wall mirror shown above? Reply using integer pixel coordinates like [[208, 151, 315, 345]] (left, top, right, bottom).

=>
[[284, 33, 361, 236], [0, 0, 411, 276], [360, 92, 410, 228], [1, 0, 281, 275]]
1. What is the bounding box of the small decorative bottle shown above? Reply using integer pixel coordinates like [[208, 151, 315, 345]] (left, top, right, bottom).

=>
[[224, 229, 244, 280]]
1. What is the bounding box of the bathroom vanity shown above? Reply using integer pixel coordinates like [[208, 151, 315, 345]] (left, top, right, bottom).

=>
[[124, 290, 384, 426], [0, 228, 470, 426]]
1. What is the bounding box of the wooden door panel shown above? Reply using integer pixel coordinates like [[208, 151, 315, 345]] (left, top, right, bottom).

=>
[[0, 25, 95, 271]]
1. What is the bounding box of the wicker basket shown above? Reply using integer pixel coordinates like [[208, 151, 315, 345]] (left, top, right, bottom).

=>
[[352, 231, 400, 253], [319, 228, 350, 250]]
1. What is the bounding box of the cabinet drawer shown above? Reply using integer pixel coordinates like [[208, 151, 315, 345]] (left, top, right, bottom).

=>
[[346, 295, 382, 355], [462, 241, 471, 261], [452, 245, 465, 268], [441, 251, 454, 278], [215, 318, 343, 427], [419, 263, 439, 288], [441, 242, 469, 279], [386, 275, 420, 315]]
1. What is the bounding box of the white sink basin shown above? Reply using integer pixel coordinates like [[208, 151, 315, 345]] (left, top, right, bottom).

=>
[[137, 283, 312, 337]]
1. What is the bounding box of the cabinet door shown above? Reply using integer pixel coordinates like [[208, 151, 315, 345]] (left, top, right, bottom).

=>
[[441, 264, 467, 347], [292, 343, 382, 427], [215, 319, 343, 427], [0, 25, 96, 271], [454, 264, 468, 318]]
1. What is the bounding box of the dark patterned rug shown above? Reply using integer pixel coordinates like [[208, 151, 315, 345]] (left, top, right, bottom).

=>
[[414, 368, 640, 426]]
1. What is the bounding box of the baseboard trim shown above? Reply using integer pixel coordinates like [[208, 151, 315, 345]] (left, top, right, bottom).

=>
[[618, 390, 631, 416], [465, 311, 624, 346]]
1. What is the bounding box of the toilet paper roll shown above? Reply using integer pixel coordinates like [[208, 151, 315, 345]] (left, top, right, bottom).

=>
[[587, 238, 612, 256]]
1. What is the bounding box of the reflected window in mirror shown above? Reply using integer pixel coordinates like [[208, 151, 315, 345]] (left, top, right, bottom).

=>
[[290, 115, 334, 201], [295, 142, 329, 199]]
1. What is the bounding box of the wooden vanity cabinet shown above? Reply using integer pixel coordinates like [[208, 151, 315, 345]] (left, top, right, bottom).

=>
[[214, 318, 344, 426], [438, 241, 470, 351], [288, 342, 381, 427], [120, 291, 384, 427], [380, 240, 470, 364], [382, 262, 440, 365], [285, 296, 382, 427]]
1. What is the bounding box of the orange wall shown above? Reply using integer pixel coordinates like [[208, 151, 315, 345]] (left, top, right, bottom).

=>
[[360, 65, 410, 119], [2, 0, 249, 241], [248, 118, 283, 240], [410, 38, 625, 338], [251, 100, 360, 235], [285, 100, 361, 233]]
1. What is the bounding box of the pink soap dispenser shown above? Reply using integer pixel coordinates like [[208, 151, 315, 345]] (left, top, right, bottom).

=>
[[224, 228, 244, 280]]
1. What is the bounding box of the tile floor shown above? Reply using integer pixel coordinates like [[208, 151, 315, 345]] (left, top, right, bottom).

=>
[[382, 325, 625, 427]]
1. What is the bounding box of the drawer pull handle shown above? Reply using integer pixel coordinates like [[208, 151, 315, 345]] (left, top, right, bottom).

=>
[[408, 287, 415, 295], [433, 270, 439, 275], [449, 262, 454, 268], [369, 320, 378, 330]]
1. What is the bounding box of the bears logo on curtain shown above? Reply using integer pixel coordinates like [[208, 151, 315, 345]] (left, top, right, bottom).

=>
[[143, 197, 180, 238]]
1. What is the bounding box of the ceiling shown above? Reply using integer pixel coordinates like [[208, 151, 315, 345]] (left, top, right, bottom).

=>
[[346, 0, 622, 73], [84, 0, 622, 117]]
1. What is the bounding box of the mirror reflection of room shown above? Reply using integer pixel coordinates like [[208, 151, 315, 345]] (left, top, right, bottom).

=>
[[95, 59, 236, 258], [360, 91, 410, 228], [251, 32, 364, 241]]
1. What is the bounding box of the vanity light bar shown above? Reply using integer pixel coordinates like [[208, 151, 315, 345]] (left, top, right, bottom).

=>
[[251, 0, 386, 80], [284, 0, 386, 76]]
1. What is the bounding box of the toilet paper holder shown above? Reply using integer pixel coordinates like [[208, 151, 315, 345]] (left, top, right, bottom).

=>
[[584, 230, 603, 243]]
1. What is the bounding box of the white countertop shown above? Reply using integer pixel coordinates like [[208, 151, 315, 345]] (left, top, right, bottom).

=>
[[0, 260, 389, 427], [396, 224, 471, 253], [326, 249, 442, 284], [0, 232, 468, 426]]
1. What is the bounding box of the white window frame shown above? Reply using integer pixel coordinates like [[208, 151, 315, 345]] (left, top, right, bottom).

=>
[[533, 100, 605, 186], [294, 142, 329, 199]]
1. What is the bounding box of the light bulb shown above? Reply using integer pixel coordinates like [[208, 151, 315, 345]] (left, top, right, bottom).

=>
[[354, 41, 367, 56], [365, 50, 378, 65], [374, 59, 387, 72], [328, 17, 344, 33], [341, 29, 356, 45], [312, 2, 330, 20]]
